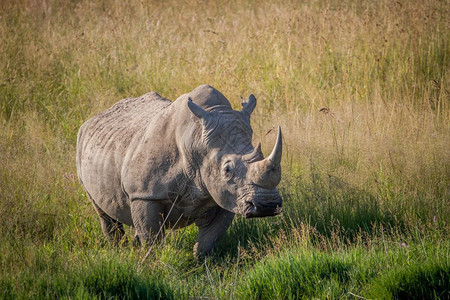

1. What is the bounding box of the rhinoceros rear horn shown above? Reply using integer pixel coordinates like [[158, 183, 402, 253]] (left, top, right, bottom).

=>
[[242, 94, 257, 116], [187, 97, 208, 119], [242, 142, 264, 163]]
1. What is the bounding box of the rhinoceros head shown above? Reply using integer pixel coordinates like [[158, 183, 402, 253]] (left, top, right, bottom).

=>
[[187, 94, 282, 218]]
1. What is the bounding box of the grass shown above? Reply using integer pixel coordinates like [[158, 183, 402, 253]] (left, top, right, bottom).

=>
[[0, 0, 449, 298], [236, 239, 449, 299]]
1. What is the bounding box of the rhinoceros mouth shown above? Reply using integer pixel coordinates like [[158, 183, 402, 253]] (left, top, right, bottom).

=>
[[243, 199, 282, 218], [237, 185, 282, 218]]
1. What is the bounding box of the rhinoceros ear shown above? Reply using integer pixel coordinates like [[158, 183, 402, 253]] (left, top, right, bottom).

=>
[[242, 94, 257, 116], [187, 97, 207, 119]]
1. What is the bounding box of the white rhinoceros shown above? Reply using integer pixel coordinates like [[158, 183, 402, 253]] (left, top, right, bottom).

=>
[[76, 85, 282, 257]]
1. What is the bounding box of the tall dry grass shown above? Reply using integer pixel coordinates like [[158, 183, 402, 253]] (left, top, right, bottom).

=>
[[0, 0, 448, 297]]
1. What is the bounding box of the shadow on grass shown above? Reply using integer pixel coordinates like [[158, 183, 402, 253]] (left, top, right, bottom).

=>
[[367, 261, 450, 299], [214, 171, 404, 259], [233, 245, 450, 299]]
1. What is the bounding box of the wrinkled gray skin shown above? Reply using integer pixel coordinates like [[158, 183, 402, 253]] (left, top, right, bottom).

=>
[[76, 85, 283, 257]]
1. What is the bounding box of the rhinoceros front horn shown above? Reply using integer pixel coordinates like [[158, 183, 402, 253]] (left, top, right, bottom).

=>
[[267, 126, 282, 166], [249, 127, 283, 189]]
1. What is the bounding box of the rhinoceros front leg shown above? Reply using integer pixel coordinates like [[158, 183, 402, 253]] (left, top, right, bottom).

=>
[[194, 207, 235, 258], [91, 198, 125, 246], [130, 199, 165, 246]]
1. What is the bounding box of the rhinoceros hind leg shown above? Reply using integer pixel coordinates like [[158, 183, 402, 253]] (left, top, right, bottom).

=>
[[91, 199, 125, 246], [131, 200, 165, 247], [194, 207, 235, 258]]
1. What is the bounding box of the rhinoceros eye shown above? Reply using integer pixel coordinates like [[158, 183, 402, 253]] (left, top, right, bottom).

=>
[[222, 162, 234, 179]]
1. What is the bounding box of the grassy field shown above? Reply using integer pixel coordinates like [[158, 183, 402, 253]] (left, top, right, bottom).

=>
[[0, 0, 449, 298]]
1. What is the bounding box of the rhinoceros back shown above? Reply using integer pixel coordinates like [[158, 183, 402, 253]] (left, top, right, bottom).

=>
[[76, 92, 171, 224]]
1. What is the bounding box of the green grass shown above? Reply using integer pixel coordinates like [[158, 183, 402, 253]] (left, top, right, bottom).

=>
[[236, 241, 450, 299], [1, 226, 448, 299], [0, 0, 449, 298], [1, 250, 178, 299]]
